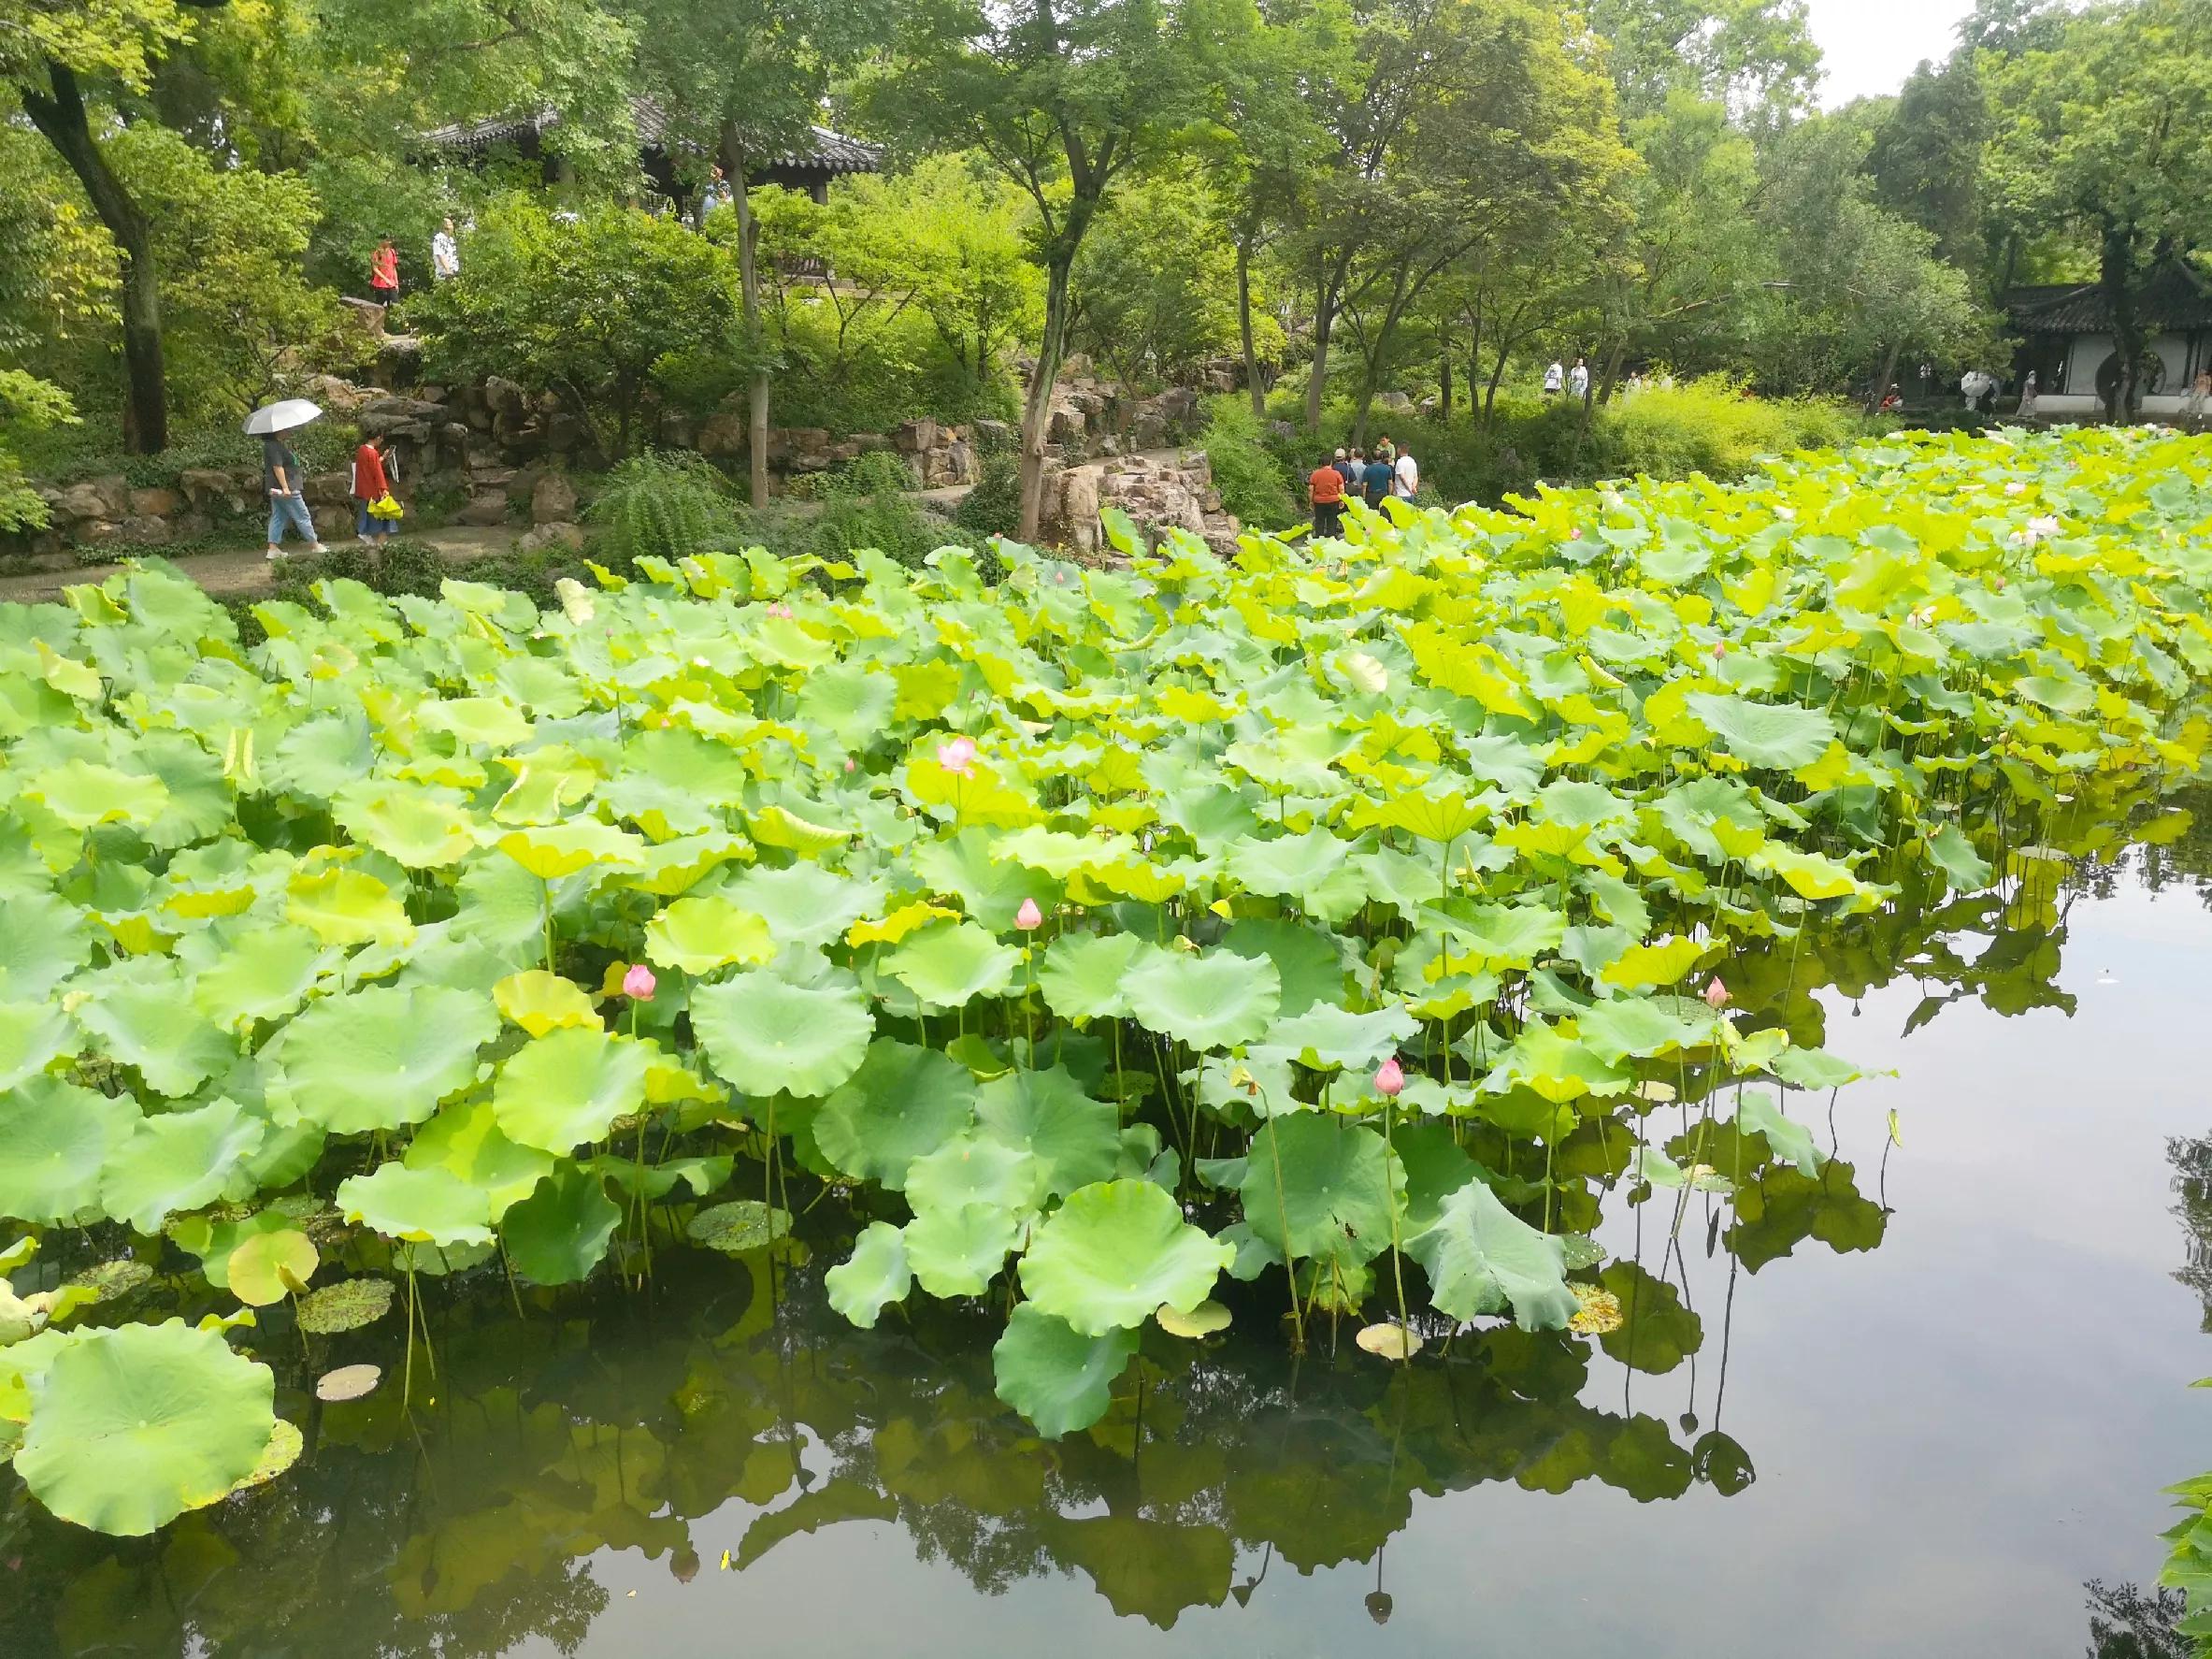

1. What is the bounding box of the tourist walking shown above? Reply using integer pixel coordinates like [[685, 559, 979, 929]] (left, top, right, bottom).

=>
[[262, 429, 325, 561], [1309, 452, 1346, 538], [1568, 356, 1589, 400], [2188, 370, 2212, 428], [2018, 369, 2038, 421], [369, 234, 400, 307], [1361, 447, 1394, 511], [432, 218, 460, 281], [351, 435, 399, 549], [1543, 359, 1564, 397], [1393, 443, 1419, 500]]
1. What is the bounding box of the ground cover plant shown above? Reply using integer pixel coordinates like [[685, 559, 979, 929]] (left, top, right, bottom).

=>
[[2, 426, 2210, 1540]]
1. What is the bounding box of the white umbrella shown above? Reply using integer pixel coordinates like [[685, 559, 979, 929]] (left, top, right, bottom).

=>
[[243, 399, 323, 436]]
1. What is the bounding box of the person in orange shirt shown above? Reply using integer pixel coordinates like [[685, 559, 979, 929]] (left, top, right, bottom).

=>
[[1310, 450, 1347, 539], [369, 235, 400, 308]]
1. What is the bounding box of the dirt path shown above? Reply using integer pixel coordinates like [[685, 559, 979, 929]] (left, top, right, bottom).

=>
[[0, 526, 523, 605]]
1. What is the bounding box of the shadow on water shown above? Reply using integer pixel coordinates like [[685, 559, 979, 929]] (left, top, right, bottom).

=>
[[6, 798, 2212, 1655]]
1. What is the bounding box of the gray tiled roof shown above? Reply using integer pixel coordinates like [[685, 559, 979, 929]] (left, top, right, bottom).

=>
[[423, 100, 880, 176], [2010, 262, 2212, 333]]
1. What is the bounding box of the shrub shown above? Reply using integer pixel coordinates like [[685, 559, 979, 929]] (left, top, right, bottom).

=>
[[953, 452, 1021, 538], [1199, 397, 1299, 530], [585, 452, 743, 565]]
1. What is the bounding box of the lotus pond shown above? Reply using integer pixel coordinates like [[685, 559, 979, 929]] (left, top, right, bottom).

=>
[[4, 427, 2212, 1652]]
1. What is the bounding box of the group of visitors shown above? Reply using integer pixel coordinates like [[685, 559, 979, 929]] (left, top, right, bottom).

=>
[[260, 431, 405, 562], [364, 218, 464, 308], [1307, 440, 1419, 537], [1543, 357, 1591, 399]]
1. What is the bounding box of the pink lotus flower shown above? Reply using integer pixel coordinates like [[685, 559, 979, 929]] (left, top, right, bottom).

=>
[[1373, 1056, 1405, 1097], [938, 736, 978, 776], [843, 757, 856, 772], [623, 963, 657, 1002], [1568, 527, 1582, 541], [1712, 642, 1725, 659], [1014, 897, 1043, 931], [1702, 977, 1730, 1009]]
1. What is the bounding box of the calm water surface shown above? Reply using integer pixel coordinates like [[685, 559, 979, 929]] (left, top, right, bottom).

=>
[[6, 847, 2210, 1657]]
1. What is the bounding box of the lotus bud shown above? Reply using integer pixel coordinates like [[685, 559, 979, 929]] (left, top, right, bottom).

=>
[[1014, 897, 1043, 931], [843, 757, 856, 772], [1702, 976, 1730, 1009], [1774, 506, 1795, 522], [1712, 642, 1725, 659], [2004, 481, 2027, 497], [1568, 527, 1582, 541], [937, 736, 978, 776], [1373, 1056, 1405, 1097], [623, 963, 657, 1002]]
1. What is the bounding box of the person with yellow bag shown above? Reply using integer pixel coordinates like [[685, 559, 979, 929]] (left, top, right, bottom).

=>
[[351, 434, 402, 549]]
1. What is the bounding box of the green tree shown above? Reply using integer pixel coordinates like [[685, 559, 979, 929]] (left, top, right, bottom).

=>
[[1069, 162, 1251, 408], [623, 0, 891, 503], [872, 0, 1206, 540], [414, 198, 738, 457], [1587, 0, 1819, 122], [1863, 56, 1991, 275], [0, 368, 77, 532], [3, 0, 201, 451], [1984, 0, 2212, 415]]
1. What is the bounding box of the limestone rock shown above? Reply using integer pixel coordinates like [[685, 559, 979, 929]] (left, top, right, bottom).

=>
[[455, 493, 510, 527], [530, 472, 579, 526], [519, 521, 586, 554]]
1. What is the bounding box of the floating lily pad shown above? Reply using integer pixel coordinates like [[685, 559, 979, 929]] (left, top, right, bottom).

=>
[[229, 1418, 305, 1492], [63, 1259, 153, 1304], [1355, 1321, 1423, 1361], [1155, 1300, 1231, 1338], [685, 1200, 792, 1255], [315, 1363, 381, 1403], [295, 1277, 395, 1335]]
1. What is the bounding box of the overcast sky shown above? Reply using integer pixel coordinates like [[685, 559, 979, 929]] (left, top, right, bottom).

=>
[[1805, 0, 1978, 105]]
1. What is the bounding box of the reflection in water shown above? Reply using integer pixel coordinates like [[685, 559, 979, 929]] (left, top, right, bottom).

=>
[[6, 814, 2201, 1657], [2083, 1580, 2192, 1659]]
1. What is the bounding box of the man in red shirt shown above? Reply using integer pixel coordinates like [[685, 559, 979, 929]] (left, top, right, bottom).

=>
[[1310, 451, 1347, 539]]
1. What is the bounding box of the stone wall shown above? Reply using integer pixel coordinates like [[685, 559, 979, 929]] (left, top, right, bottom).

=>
[[1040, 450, 1240, 561]]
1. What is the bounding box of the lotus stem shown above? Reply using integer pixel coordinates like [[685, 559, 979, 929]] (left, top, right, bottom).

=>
[[1384, 1094, 1412, 1361], [1262, 1106, 1304, 1352]]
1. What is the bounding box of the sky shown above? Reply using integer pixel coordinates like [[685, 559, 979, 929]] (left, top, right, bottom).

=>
[[1804, 0, 1978, 105]]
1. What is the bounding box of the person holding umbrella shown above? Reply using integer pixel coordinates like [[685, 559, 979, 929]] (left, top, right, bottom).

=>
[[247, 398, 327, 560]]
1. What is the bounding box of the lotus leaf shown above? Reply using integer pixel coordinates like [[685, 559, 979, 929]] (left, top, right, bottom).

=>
[[1038, 932, 1150, 1021], [502, 1167, 622, 1283], [315, 1363, 381, 1402], [231, 1418, 305, 1493], [691, 969, 874, 1098], [14, 1321, 275, 1536], [991, 1304, 1140, 1438], [813, 1042, 978, 1190], [227, 1229, 318, 1306], [100, 1099, 266, 1234], [492, 970, 601, 1036], [905, 1202, 1022, 1296], [826, 1220, 912, 1327], [266, 984, 496, 1134], [1018, 1179, 1233, 1334], [0, 1078, 138, 1223], [975, 1066, 1122, 1200], [1124, 949, 1282, 1052], [336, 1163, 496, 1247], [1240, 1115, 1399, 1274], [904, 1133, 1045, 1218], [491, 1027, 650, 1153], [881, 919, 1021, 1009], [644, 895, 776, 975], [1156, 1300, 1231, 1338], [1405, 1177, 1578, 1330]]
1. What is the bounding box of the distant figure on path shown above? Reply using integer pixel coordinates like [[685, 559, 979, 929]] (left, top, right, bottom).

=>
[[1309, 453, 1346, 538], [432, 218, 460, 281], [369, 234, 400, 307], [697, 165, 736, 229], [1361, 447, 1394, 511], [2188, 370, 2211, 427], [263, 431, 325, 561], [1543, 359, 1564, 397], [1568, 357, 1589, 399], [2018, 369, 2038, 421], [1879, 382, 1904, 412], [352, 435, 398, 549], [1392, 444, 1418, 500]]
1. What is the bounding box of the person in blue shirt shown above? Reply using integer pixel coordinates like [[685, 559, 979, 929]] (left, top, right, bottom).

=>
[[1361, 448, 1395, 510]]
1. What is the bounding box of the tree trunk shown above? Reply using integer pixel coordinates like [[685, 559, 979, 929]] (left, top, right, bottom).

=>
[[1304, 256, 1338, 433], [1485, 336, 1511, 422], [2102, 224, 2143, 421], [1596, 338, 1627, 407], [723, 126, 770, 503], [23, 63, 167, 454], [1438, 326, 1453, 418], [1862, 339, 1903, 416], [1017, 253, 1076, 542], [1237, 238, 1265, 419]]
